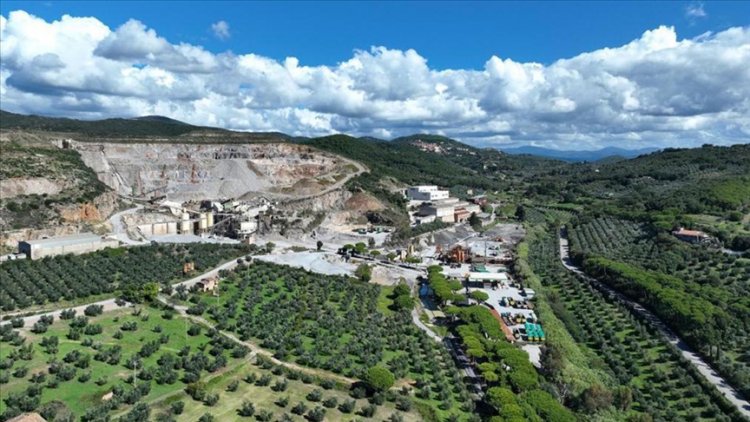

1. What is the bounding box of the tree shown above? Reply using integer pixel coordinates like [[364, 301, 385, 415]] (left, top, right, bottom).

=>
[[265, 242, 275, 254], [393, 295, 414, 311], [613, 386, 633, 411], [354, 242, 367, 254], [238, 400, 255, 417], [515, 205, 526, 221], [469, 291, 489, 302], [355, 264, 372, 282], [142, 282, 159, 302], [316, 240, 323, 251], [393, 282, 410, 297], [581, 384, 613, 412], [469, 212, 482, 230], [364, 366, 395, 392]]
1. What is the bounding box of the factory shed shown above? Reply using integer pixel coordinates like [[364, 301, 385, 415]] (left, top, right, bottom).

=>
[[466, 271, 510, 288], [18, 233, 119, 260]]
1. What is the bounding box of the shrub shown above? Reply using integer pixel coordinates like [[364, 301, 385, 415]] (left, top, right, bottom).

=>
[[364, 366, 395, 392], [238, 400, 255, 417]]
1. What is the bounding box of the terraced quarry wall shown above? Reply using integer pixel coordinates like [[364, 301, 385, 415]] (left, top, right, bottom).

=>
[[73, 141, 357, 201]]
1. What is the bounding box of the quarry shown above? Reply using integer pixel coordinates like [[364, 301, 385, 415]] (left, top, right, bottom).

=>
[[71, 141, 361, 201]]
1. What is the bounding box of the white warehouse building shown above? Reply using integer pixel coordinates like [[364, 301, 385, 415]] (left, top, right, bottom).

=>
[[406, 185, 450, 202], [18, 233, 120, 260]]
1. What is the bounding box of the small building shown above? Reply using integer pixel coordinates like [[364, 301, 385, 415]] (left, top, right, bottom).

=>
[[476, 212, 494, 225], [454, 207, 471, 223], [18, 233, 119, 260], [195, 277, 219, 293], [406, 185, 450, 202], [418, 199, 458, 223], [672, 227, 710, 243]]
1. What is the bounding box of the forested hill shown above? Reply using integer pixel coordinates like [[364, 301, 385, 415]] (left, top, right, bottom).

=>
[[305, 133, 559, 192], [528, 143, 750, 223], [0, 110, 290, 141]]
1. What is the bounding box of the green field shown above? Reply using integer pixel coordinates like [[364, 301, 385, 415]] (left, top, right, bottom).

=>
[[0, 304, 246, 420]]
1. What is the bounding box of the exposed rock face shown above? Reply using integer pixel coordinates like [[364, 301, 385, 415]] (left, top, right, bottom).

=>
[[58, 191, 119, 224], [73, 142, 352, 201], [0, 177, 63, 198], [281, 189, 353, 212], [344, 192, 385, 211]]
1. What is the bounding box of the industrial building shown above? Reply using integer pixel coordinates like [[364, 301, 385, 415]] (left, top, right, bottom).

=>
[[406, 185, 450, 202], [465, 271, 510, 288], [18, 233, 119, 260], [417, 198, 482, 223], [418, 198, 459, 223]]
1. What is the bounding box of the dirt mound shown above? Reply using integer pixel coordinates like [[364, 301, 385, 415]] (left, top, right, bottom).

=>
[[344, 192, 384, 211]]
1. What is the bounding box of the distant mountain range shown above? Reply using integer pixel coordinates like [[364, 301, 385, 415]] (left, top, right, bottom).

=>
[[499, 145, 661, 162]]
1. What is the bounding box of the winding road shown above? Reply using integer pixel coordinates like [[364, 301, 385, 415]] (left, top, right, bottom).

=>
[[107, 204, 148, 245], [558, 229, 750, 418]]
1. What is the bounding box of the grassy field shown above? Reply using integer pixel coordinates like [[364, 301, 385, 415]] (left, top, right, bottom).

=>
[[1, 304, 232, 418], [148, 356, 421, 422], [0, 302, 425, 422]]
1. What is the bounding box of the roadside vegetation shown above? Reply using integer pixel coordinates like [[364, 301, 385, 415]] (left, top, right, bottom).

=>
[[569, 217, 750, 398], [526, 224, 745, 421]]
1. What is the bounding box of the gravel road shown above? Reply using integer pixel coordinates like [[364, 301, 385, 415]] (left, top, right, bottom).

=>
[[559, 230, 750, 418]]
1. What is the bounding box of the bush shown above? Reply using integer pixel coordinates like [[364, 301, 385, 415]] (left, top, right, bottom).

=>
[[238, 400, 255, 417], [339, 399, 356, 414], [364, 366, 395, 392], [306, 407, 326, 422], [84, 305, 103, 317], [198, 413, 214, 422], [306, 389, 322, 402], [359, 403, 377, 418], [291, 402, 307, 415], [170, 401, 185, 415], [204, 393, 220, 406]]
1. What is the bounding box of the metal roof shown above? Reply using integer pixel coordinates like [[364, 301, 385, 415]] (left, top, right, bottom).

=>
[[21, 233, 105, 248], [466, 272, 509, 281]]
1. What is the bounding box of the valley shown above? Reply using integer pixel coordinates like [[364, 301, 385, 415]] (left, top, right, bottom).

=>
[[1, 112, 749, 422]]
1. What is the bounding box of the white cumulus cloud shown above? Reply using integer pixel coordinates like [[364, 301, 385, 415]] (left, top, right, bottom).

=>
[[211, 20, 230, 40], [1, 10, 749, 149]]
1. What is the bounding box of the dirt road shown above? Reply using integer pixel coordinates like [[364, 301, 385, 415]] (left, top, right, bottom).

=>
[[559, 230, 750, 418]]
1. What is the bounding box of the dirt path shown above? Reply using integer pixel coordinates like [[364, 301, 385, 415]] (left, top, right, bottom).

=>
[[558, 230, 750, 418], [107, 204, 148, 245]]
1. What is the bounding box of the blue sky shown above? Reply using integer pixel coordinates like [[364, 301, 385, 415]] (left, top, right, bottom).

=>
[[1, 1, 749, 149], [4, 1, 747, 68]]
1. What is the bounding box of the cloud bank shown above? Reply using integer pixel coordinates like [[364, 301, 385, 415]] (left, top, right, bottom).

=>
[[1, 10, 749, 149]]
